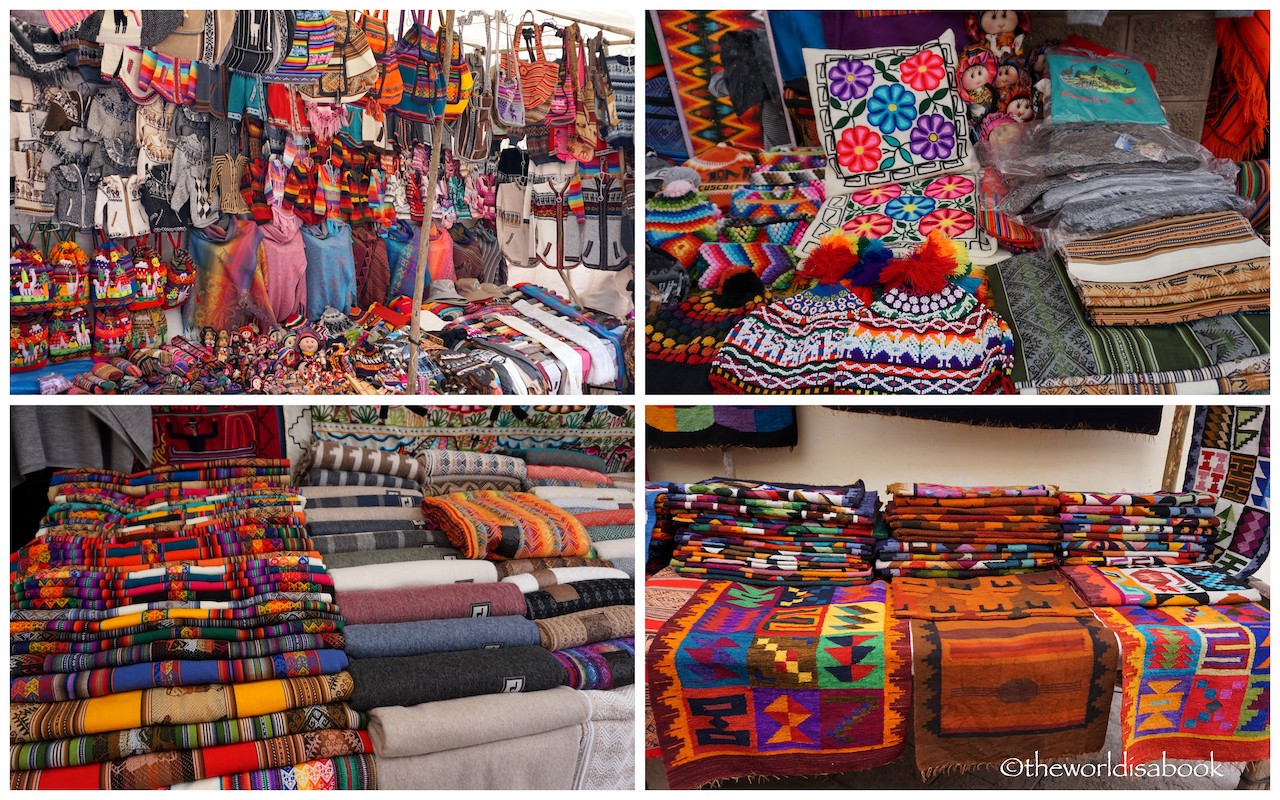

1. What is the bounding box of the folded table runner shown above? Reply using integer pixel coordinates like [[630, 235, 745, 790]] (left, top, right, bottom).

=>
[[309, 442, 423, 482], [307, 468, 420, 490], [367, 685, 591, 758], [329, 559, 498, 593], [535, 605, 635, 651], [1061, 564, 1262, 607], [11, 649, 349, 703], [309, 528, 452, 555], [648, 579, 909, 789], [554, 637, 635, 690], [1091, 603, 1269, 765], [346, 646, 567, 710], [10, 672, 355, 742], [494, 556, 615, 576], [321, 547, 465, 568], [11, 632, 344, 676], [10, 728, 373, 790], [9, 701, 365, 771], [169, 752, 378, 790], [422, 491, 591, 560], [343, 616, 541, 658], [337, 581, 526, 625], [890, 483, 1059, 498]]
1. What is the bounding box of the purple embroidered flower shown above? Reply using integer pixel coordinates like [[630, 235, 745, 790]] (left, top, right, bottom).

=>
[[909, 114, 956, 161], [828, 59, 875, 102]]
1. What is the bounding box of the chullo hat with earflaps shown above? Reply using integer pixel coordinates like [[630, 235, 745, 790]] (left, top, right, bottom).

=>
[[710, 232, 1015, 395]]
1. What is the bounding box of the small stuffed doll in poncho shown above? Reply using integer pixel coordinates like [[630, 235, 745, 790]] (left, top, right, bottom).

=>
[[999, 85, 1035, 123], [957, 46, 999, 128], [966, 11, 1031, 59]]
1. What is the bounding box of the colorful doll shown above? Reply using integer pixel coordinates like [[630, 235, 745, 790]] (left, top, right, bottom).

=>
[[994, 56, 1030, 92], [966, 11, 1031, 59], [1027, 40, 1060, 81], [957, 46, 999, 125], [978, 112, 1024, 151], [1000, 85, 1035, 123]]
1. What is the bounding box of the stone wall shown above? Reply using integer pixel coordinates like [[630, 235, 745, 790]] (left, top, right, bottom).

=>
[[1027, 11, 1218, 139]]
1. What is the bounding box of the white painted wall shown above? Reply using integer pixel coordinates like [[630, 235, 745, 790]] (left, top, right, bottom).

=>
[[647, 406, 1181, 495]]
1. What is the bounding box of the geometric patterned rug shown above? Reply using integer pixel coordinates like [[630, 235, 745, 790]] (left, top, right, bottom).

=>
[[1182, 406, 1270, 577]]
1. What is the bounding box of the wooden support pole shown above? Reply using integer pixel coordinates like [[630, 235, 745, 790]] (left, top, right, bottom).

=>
[[534, 10, 634, 39], [406, 10, 455, 395]]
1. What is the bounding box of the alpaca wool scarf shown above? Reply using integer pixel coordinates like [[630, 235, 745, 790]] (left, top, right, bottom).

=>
[[1092, 603, 1269, 765], [169, 752, 378, 789], [1060, 564, 1262, 607], [329, 558, 498, 593], [11, 632, 344, 676], [10, 729, 373, 790], [535, 605, 635, 651], [336, 582, 526, 625], [309, 442, 423, 482], [9, 702, 365, 771], [346, 646, 567, 710], [10, 672, 355, 742], [523, 578, 635, 619], [524, 465, 615, 488], [309, 528, 452, 555], [495, 556, 615, 576], [321, 547, 464, 568], [554, 638, 635, 690], [421, 491, 591, 560], [592, 538, 635, 562], [300, 485, 424, 501], [343, 616, 542, 658], [503, 566, 633, 594], [304, 505, 424, 523], [307, 468, 420, 490], [367, 685, 590, 757]]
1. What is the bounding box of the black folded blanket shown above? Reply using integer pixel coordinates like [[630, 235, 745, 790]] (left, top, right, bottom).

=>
[[522, 579, 635, 620], [347, 646, 567, 710]]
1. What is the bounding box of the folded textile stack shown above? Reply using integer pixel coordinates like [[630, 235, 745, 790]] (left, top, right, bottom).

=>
[[1059, 212, 1270, 327], [881, 483, 1062, 577], [529, 473, 637, 573], [658, 478, 880, 585], [1057, 490, 1220, 567], [10, 462, 373, 790]]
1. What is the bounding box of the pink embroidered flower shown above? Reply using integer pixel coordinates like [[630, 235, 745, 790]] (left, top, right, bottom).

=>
[[836, 126, 882, 174], [924, 175, 975, 200], [843, 213, 893, 239], [851, 183, 903, 206], [899, 48, 946, 92], [918, 207, 976, 237]]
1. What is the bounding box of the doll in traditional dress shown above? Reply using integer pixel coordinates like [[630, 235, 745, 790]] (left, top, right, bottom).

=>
[[1000, 85, 1035, 123], [958, 46, 999, 125], [966, 11, 1031, 58]]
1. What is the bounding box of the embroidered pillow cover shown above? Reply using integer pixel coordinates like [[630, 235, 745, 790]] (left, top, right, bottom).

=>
[[796, 173, 997, 261], [804, 29, 975, 196]]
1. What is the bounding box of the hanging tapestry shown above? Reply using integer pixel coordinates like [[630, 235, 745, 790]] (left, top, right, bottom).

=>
[[309, 406, 635, 473], [645, 406, 799, 449], [1181, 405, 1269, 577], [151, 406, 286, 466], [648, 579, 910, 789], [796, 174, 995, 260], [1092, 603, 1270, 765], [827, 407, 1163, 434], [651, 10, 768, 156]]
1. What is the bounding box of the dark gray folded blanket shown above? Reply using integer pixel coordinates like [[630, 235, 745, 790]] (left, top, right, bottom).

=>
[[347, 646, 567, 710]]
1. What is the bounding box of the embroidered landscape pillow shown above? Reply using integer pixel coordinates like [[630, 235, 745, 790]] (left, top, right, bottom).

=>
[[795, 173, 997, 262], [804, 29, 975, 196]]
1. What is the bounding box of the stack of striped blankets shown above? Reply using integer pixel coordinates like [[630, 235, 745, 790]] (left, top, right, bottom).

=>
[[657, 478, 880, 584], [880, 483, 1063, 577], [10, 460, 373, 790], [1058, 490, 1221, 567], [302, 440, 636, 790]]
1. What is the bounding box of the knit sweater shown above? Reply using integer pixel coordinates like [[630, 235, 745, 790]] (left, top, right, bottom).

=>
[[169, 135, 218, 227], [94, 174, 151, 238], [302, 218, 357, 320]]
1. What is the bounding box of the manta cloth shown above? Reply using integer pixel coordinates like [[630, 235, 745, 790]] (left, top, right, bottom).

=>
[[891, 572, 1092, 620], [1060, 564, 1263, 608], [648, 579, 910, 789], [911, 615, 1118, 777], [420, 491, 591, 560], [1091, 603, 1270, 765]]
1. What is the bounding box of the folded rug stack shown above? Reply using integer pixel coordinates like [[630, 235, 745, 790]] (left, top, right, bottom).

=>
[[880, 483, 1062, 577], [1057, 490, 1220, 567], [658, 478, 880, 585], [1060, 212, 1270, 327], [10, 462, 373, 790]]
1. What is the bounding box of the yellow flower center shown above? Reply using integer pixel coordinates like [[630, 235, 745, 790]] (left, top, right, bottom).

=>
[[888, 104, 897, 112], [929, 133, 938, 142], [903, 203, 917, 212], [853, 146, 864, 155]]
